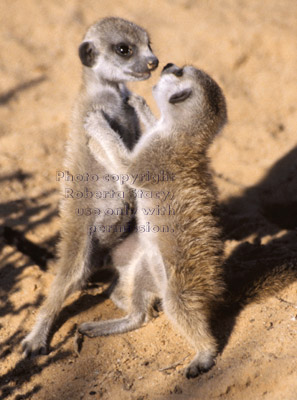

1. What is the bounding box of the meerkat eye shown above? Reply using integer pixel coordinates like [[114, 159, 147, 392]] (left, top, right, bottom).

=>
[[169, 88, 192, 104], [115, 43, 133, 57]]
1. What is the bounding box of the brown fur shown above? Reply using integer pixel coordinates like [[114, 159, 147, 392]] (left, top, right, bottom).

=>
[[82, 64, 227, 377]]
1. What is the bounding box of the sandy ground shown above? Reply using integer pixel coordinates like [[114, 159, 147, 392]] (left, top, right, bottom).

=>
[[1, 0, 297, 399]]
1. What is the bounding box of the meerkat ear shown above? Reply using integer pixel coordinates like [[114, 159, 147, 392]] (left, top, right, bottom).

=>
[[169, 88, 192, 104], [78, 41, 99, 67]]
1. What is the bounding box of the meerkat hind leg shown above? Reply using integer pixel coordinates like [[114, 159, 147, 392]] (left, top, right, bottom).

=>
[[22, 232, 94, 358], [78, 287, 150, 337], [78, 311, 146, 337], [164, 284, 218, 378], [79, 251, 156, 338], [171, 310, 217, 379]]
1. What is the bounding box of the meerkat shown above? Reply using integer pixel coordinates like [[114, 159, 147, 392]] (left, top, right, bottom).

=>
[[80, 63, 227, 378], [21, 17, 158, 358]]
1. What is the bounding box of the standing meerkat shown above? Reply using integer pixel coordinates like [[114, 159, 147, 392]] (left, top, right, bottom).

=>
[[81, 63, 227, 378], [22, 17, 158, 358]]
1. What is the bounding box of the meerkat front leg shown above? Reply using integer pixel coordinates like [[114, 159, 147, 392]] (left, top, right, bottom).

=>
[[85, 109, 131, 173]]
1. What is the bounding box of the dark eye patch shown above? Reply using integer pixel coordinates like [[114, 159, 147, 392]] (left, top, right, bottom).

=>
[[114, 43, 133, 57], [169, 88, 192, 104]]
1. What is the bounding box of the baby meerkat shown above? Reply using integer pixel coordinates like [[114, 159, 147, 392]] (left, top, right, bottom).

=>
[[21, 17, 158, 358], [81, 63, 227, 378]]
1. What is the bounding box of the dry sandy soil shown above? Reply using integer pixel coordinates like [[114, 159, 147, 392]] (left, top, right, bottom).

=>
[[1, 0, 297, 399]]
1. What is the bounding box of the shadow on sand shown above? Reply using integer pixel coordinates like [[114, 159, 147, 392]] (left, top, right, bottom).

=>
[[1, 147, 297, 398]]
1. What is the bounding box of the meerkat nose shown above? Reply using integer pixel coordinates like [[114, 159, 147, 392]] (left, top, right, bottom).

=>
[[147, 56, 159, 71], [162, 63, 183, 77], [162, 63, 174, 71]]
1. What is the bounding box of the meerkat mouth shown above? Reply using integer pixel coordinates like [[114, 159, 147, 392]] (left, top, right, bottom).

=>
[[129, 71, 151, 79]]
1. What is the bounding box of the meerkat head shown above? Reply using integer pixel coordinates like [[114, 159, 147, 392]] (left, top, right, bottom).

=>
[[78, 17, 158, 83], [153, 63, 227, 133]]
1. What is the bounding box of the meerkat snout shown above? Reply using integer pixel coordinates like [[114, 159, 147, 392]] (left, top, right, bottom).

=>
[[153, 64, 192, 109], [162, 63, 183, 77], [147, 56, 159, 70], [162, 62, 174, 71]]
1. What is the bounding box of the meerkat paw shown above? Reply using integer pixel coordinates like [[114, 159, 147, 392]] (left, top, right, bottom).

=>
[[145, 298, 162, 321], [78, 320, 126, 337], [84, 110, 105, 138], [128, 94, 156, 129], [78, 321, 105, 337], [127, 93, 147, 109], [21, 332, 48, 359], [185, 351, 216, 379]]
